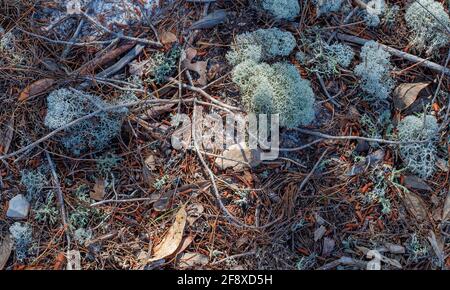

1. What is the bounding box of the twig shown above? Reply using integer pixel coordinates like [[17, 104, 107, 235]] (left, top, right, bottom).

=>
[[291, 127, 432, 145], [45, 152, 70, 247], [0, 98, 191, 161], [335, 33, 450, 76], [298, 149, 328, 192], [78, 44, 145, 89], [168, 77, 241, 111], [90, 197, 157, 207], [192, 99, 252, 228], [315, 72, 341, 107], [61, 18, 85, 58], [80, 12, 162, 47], [18, 28, 114, 46]]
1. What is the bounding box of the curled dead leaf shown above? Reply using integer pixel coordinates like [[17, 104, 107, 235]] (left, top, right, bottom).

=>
[[393, 82, 430, 111], [160, 31, 177, 45], [18, 78, 55, 102], [181, 48, 208, 86], [401, 190, 428, 222], [0, 235, 13, 270]]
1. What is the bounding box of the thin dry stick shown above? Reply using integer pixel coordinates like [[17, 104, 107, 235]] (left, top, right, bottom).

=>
[[45, 151, 71, 247], [18, 28, 114, 46], [192, 99, 279, 229], [335, 33, 450, 76], [192, 99, 252, 228], [80, 12, 162, 47], [90, 197, 157, 207], [168, 77, 241, 111], [291, 127, 432, 145], [299, 149, 329, 192], [0, 98, 190, 161]]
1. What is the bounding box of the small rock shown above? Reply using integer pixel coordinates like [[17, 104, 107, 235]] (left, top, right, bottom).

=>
[[6, 194, 30, 219], [214, 142, 261, 171]]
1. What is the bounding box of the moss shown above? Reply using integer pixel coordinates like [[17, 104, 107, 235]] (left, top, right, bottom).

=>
[[298, 35, 355, 76], [146, 45, 181, 84], [9, 222, 32, 261], [405, 0, 450, 54], [232, 60, 315, 128], [354, 41, 394, 100], [20, 167, 48, 201], [45, 88, 135, 155], [228, 28, 315, 128], [226, 28, 296, 65], [313, 0, 343, 16], [398, 114, 439, 179], [261, 0, 300, 20]]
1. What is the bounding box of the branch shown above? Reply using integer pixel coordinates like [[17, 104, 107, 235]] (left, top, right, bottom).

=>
[[335, 33, 450, 76]]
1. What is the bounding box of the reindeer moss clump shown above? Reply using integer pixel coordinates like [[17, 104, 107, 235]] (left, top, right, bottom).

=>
[[232, 60, 315, 127], [405, 0, 450, 54], [398, 115, 439, 179], [45, 88, 136, 155], [260, 0, 300, 20], [297, 36, 355, 77], [228, 28, 316, 128], [226, 28, 296, 66], [354, 41, 394, 100], [313, 0, 343, 16]]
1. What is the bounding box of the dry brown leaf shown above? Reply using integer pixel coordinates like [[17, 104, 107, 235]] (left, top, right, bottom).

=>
[[0, 115, 14, 155], [174, 235, 195, 257], [18, 78, 55, 102], [91, 178, 106, 201], [442, 190, 450, 221], [160, 31, 177, 45], [403, 175, 432, 192], [149, 205, 187, 262], [393, 82, 430, 111], [182, 48, 208, 86], [0, 235, 13, 270], [144, 154, 157, 171], [402, 190, 428, 221]]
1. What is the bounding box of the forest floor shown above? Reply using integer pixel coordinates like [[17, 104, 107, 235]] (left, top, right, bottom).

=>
[[0, 0, 449, 270]]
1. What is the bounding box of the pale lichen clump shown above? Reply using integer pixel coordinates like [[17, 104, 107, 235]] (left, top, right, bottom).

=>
[[226, 28, 296, 66], [228, 28, 316, 128], [397, 115, 439, 179], [45, 88, 136, 155], [260, 0, 300, 20], [354, 41, 394, 100], [232, 60, 315, 127], [9, 222, 33, 262], [0, 30, 25, 65], [405, 0, 450, 54], [297, 37, 355, 77], [313, 0, 343, 16]]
